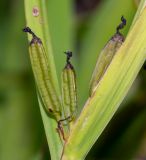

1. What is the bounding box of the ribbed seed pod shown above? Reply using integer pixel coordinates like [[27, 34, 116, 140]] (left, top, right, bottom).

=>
[[23, 27, 61, 120], [90, 16, 126, 96], [61, 52, 77, 121]]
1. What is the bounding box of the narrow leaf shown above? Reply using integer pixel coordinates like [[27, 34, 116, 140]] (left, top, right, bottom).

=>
[[62, 8, 146, 160], [24, 0, 63, 159]]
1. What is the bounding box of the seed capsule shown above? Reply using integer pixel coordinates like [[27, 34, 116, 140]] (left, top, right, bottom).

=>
[[61, 51, 77, 120], [89, 16, 126, 96], [23, 27, 61, 120]]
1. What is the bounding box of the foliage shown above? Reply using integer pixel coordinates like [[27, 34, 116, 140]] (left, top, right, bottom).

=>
[[0, 0, 146, 160]]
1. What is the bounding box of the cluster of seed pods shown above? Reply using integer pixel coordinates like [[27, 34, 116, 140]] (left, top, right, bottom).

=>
[[23, 16, 126, 141]]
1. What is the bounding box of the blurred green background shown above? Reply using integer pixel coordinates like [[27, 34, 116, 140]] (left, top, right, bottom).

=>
[[0, 0, 146, 159]]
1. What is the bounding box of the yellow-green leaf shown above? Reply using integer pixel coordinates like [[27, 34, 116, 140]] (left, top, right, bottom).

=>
[[62, 8, 146, 160]]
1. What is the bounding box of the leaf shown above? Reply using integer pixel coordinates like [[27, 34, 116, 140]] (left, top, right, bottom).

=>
[[24, 0, 73, 159], [62, 8, 146, 160], [46, 0, 74, 83], [132, 0, 146, 25]]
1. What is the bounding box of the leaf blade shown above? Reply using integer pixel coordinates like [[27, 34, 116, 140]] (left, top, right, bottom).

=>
[[62, 8, 146, 160], [24, 0, 64, 159]]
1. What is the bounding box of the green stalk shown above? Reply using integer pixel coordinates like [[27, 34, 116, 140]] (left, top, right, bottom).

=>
[[62, 8, 146, 160]]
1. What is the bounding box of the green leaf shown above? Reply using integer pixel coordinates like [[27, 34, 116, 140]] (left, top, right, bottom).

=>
[[132, 0, 146, 25], [24, 0, 60, 94], [46, 0, 74, 83], [24, 0, 73, 159], [62, 7, 146, 160], [38, 99, 63, 160]]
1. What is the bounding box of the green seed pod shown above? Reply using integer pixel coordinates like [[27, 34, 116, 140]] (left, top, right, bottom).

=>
[[89, 16, 126, 96], [61, 51, 77, 120], [23, 27, 61, 120]]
